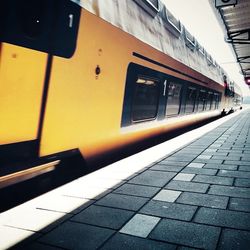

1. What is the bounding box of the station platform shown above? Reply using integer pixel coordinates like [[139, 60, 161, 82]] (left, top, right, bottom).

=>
[[0, 108, 250, 250]]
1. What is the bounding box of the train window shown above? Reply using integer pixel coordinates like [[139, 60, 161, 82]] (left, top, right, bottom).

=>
[[19, 0, 45, 38], [184, 28, 196, 51], [214, 93, 221, 109], [0, 0, 81, 58], [185, 87, 197, 113], [131, 76, 160, 122], [198, 90, 207, 112], [207, 92, 213, 110], [162, 7, 182, 38], [147, 0, 159, 8], [166, 82, 182, 117], [133, 0, 160, 17]]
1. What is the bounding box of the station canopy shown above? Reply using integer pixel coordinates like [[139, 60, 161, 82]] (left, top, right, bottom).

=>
[[210, 0, 250, 85]]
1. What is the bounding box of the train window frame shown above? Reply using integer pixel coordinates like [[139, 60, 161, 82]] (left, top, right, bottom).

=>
[[197, 42, 205, 56], [131, 75, 160, 123], [184, 28, 196, 51], [133, 0, 160, 17], [165, 81, 182, 117], [206, 53, 213, 66], [121, 63, 164, 127], [161, 6, 182, 38]]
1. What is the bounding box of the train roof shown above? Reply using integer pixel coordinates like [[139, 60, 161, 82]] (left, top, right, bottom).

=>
[[71, 0, 234, 86]]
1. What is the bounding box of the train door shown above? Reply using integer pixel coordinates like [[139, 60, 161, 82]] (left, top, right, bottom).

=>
[[0, 0, 80, 164]]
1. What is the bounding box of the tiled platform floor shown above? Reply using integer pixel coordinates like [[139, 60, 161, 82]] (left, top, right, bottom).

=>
[[1, 108, 250, 250]]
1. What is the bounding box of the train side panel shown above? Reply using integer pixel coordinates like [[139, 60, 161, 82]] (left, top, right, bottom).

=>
[[39, 10, 129, 159], [39, 10, 224, 162], [0, 43, 47, 144]]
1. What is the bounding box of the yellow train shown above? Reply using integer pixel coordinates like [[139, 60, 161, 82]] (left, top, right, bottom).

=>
[[0, 0, 242, 187]]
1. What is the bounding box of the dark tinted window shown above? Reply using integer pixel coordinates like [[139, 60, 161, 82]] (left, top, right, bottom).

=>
[[214, 93, 220, 109], [0, 0, 80, 58], [166, 82, 182, 116], [185, 87, 197, 113], [18, 0, 46, 38], [207, 92, 213, 110], [132, 76, 159, 122], [198, 90, 207, 112]]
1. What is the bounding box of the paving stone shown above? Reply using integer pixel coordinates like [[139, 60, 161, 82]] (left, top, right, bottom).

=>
[[177, 149, 204, 154], [153, 189, 181, 202], [212, 152, 228, 156], [35, 195, 94, 214], [101, 233, 176, 250], [210, 143, 222, 148], [38, 221, 114, 249], [76, 176, 126, 190], [166, 156, 196, 162], [226, 150, 243, 154], [165, 180, 209, 193], [181, 167, 217, 176], [203, 149, 218, 153], [173, 173, 195, 181], [194, 159, 223, 164], [203, 163, 237, 170], [228, 153, 244, 157], [194, 207, 250, 230], [71, 205, 134, 229], [61, 185, 111, 200], [172, 153, 198, 158], [218, 170, 250, 178], [234, 178, 250, 187], [186, 162, 204, 168], [0, 226, 41, 250], [149, 219, 220, 250], [95, 193, 148, 211], [224, 160, 250, 166], [113, 183, 160, 198], [128, 171, 175, 187], [211, 155, 241, 161], [177, 192, 228, 209], [1, 207, 71, 233], [241, 157, 250, 161], [191, 142, 213, 147], [229, 197, 250, 212], [209, 185, 250, 199], [140, 200, 197, 221], [218, 228, 250, 250], [185, 144, 207, 148], [150, 164, 184, 172], [119, 214, 160, 238], [159, 160, 189, 167], [239, 165, 250, 172], [193, 175, 234, 186], [197, 155, 212, 159], [217, 149, 230, 154]]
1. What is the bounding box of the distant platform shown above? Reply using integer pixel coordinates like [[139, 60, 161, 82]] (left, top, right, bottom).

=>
[[1, 108, 250, 249]]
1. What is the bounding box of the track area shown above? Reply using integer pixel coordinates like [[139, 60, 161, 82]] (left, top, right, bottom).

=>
[[1, 108, 249, 249]]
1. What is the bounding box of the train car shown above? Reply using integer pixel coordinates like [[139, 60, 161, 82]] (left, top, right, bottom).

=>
[[0, 0, 242, 188]]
